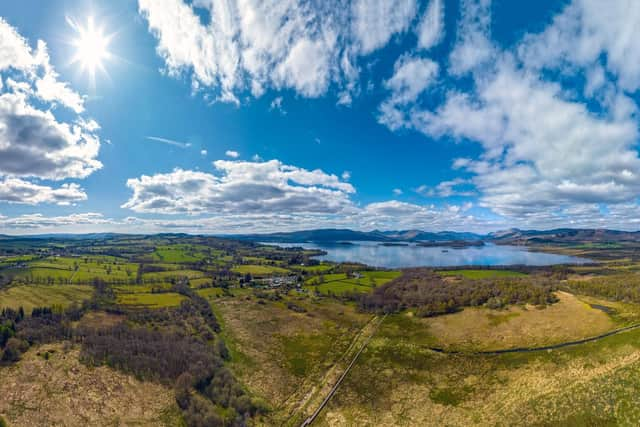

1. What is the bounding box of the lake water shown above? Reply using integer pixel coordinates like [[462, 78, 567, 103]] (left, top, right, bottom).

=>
[[264, 241, 591, 268]]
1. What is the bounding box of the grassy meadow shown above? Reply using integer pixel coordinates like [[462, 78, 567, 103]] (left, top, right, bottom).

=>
[[0, 284, 93, 313]]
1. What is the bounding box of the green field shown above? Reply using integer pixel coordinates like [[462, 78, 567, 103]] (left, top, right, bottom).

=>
[[152, 244, 209, 263], [437, 269, 528, 279], [0, 284, 93, 313], [232, 264, 290, 276], [141, 269, 207, 282], [304, 270, 401, 294], [195, 287, 224, 299], [116, 292, 186, 308], [290, 263, 335, 273], [113, 284, 172, 294]]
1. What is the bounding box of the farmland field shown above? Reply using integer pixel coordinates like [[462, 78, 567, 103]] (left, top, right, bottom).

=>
[[115, 292, 186, 308], [304, 270, 401, 295], [232, 264, 290, 276], [0, 284, 93, 313]]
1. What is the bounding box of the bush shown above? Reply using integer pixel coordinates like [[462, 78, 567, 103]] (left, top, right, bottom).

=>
[[183, 394, 224, 427], [1, 337, 28, 362]]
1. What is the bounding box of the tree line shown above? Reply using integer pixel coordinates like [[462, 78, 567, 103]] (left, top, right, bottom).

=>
[[350, 268, 558, 316]]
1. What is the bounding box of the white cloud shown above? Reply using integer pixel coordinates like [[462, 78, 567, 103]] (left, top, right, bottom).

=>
[[0, 212, 111, 231], [416, 0, 444, 50], [448, 0, 495, 76], [200, 149, 207, 156], [269, 96, 285, 114], [351, 0, 417, 55], [137, 0, 424, 103], [393, 188, 403, 195], [416, 178, 476, 197], [0, 18, 41, 72], [341, 171, 351, 180], [0, 178, 87, 205], [225, 150, 239, 158], [416, 57, 640, 216], [518, 0, 640, 92], [122, 159, 356, 215], [275, 35, 335, 97], [378, 55, 439, 129], [34, 55, 85, 113], [0, 90, 101, 180]]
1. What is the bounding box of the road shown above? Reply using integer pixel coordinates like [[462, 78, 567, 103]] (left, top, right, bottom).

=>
[[300, 315, 386, 427]]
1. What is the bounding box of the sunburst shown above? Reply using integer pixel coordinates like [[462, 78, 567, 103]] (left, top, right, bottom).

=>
[[68, 16, 113, 89]]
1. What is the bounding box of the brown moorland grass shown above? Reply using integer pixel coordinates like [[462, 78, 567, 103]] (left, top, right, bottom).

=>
[[211, 291, 370, 425], [424, 291, 615, 351], [0, 343, 183, 427], [315, 308, 640, 426]]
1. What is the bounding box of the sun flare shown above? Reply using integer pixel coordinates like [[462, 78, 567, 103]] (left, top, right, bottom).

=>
[[69, 16, 112, 84]]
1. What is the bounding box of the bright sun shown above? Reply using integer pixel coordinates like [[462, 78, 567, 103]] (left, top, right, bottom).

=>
[[70, 16, 112, 84]]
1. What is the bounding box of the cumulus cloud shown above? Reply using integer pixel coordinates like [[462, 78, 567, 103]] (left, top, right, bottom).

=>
[[122, 159, 356, 215], [518, 0, 640, 92], [0, 90, 101, 180], [378, 54, 439, 129], [0, 18, 101, 205], [416, 178, 476, 198], [225, 150, 239, 158], [357, 200, 482, 231], [0, 178, 87, 205]]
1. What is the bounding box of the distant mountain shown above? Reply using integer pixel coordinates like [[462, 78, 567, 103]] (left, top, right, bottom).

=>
[[489, 228, 640, 244], [230, 229, 394, 243], [231, 228, 485, 243], [380, 230, 484, 241]]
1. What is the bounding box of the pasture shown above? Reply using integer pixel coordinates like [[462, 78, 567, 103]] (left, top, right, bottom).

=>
[[232, 264, 290, 276], [0, 284, 93, 313], [116, 292, 186, 308], [304, 270, 401, 295]]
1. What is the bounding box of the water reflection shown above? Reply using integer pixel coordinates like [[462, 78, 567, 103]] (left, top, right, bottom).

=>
[[264, 242, 591, 268]]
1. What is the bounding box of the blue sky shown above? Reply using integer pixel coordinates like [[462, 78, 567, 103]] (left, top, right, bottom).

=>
[[0, 0, 640, 234]]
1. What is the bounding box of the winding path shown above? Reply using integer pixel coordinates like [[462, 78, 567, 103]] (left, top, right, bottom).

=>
[[428, 322, 640, 355]]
